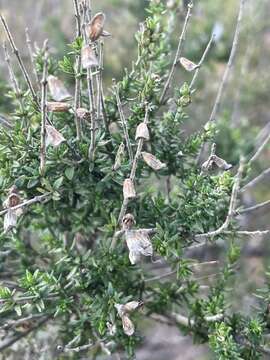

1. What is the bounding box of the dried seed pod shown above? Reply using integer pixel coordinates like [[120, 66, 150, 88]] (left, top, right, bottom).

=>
[[45, 124, 65, 148], [135, 123, 150, 141], [122, 213, 135, 230], [179, 57, 198, 72], [113, 142, 125, 171], [47, 102, 70, 113], [81, 45, 99, 69], [76, 107, 91, 121], [125, 230, 153, 264], [141, 152, 166, 171], [86, 12, 106, 41], [47, 75, 71, 102], [4, 209, 17, 233], [212, 155, 233, 170], [123, 179, 136, 200], [122, 315, 134, 336]]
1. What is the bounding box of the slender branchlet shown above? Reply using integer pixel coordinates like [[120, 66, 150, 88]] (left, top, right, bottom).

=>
[[0, 15, 37, 103], [25, 27, 39, 86], [117, 104, 149, 224], [113, 80, 134, 164], [190, 33, 215, 89], [248, 130, 270, 166], [159, 2, 193, 104], [237, 199, 270, 216], [241, 167, 270, 193], [2, 41, 23, 110], [0, 193, 51, 216], [209, 0, 245, 123], [97, 41, 104, 121], [82, 1, 96, 161], [73, 0, 82, 140], [195, 157, 244, 239], [40, 41, 49, 176]]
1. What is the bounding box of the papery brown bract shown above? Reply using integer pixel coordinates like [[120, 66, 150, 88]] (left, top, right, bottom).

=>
[[179, 57, 198, 72], [135, 123, 150, 141], [4, 209, 17, 233], [122, 315, 135, 336], [125, 229, 153, 264], [47, 75, 71, 101], [47, 102, 70, 113], [45, 124, 66, 148], [113, 142, 125, 170], [76, 107, 91, 121], [141, 151, 166, 170], [123, 179, 136, 199], [86, 12, 106, 41], [81, 45, 99, 69]]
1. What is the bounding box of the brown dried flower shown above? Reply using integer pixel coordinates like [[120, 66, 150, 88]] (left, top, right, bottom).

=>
[[113, 142, 125, 171], [47, 75, 71, 102], [45, 124, 66, 148], [141, 152, 166, 171], [179, 57, 198, 72], [135, 123, 150, 141], [47, 102, 70, 113], [76, 107, 91, 121], [125, 229, 153, 264], [115, 301, 143, 336], [86, 12, 106, 42], [123, 179, 136, 200], [81, 45, 99, 69]]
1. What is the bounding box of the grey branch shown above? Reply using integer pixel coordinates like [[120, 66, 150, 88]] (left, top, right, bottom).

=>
[[237, 199, 270, 216], [241, 167, 270, 193], [0, 193, 51, 216]]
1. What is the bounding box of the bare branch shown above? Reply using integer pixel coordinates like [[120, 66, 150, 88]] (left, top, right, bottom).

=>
[[237, 199, 270, 216], [241, 167, 270, 193], [248, 131, 270, 166], [0, 193, 51, 216], [25, 27, 39, 86]]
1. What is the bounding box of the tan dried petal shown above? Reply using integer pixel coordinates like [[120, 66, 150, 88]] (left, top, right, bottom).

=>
[[122, 315, 134, 336], [47, 102, 70, 113], [113, 143, 125, 171], [213, 155, 233, 170], [81, 45, 99, 69], [141, 152, 166, 171], [4, 194, 20, 209], [115, 303, 125, 318], [125, 230, 153, 264], [4, 209, 17, 233], [76, 107, 91, 121], [123, 179, 136, 200], [135, 123, 150, 141], [45, 124, 65, 148], [86, 12, 106, 41], [179, 57, 198, 72], [122, 213, 135, 230], [124, 301, 142, 313], [47, 75, 71, 102]]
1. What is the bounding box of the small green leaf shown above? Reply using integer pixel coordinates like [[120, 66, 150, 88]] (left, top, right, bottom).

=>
[[65, 167, 75, 180]]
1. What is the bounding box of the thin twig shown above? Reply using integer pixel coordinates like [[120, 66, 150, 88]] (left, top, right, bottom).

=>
[[73, 0, 82, 140], [159, 2, 193, 104], [190, 33, 215, 89], [0, 193, 51, 216], [0, 15, 37, 103], [113, 80, 133, 163], [241, 167, 270, 193], [0, 313, 47, 331], [170, 311, 223, 328], [195, 158, 244, 239], [40, 41, 49, 175], [25, 28, 39, 86], [248, 130, 270, 165], [237, 199, 270, 215]]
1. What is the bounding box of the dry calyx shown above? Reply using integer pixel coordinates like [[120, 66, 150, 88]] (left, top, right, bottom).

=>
[[115, 300, 143, 336], [119, 213, 156, 265], [3, 185, 23, 233], [201, 154, 233, 172]]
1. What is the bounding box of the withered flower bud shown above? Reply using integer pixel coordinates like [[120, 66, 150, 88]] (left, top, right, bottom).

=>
[[47, 75, 71, 102], [47, 102, 70, 113], [179, 57, 198, 72], [123, 179, 136, 200], [81, 45, 99, 69], [122, 213, 136, 230], [135, 123, 150, 141], [141, 152, 166, 171], [76, 107, 91, 121], [126, 230, 153, 264], [115, 300, 143, 336], [4, 185, 20, 208], [45, 124, 65, 148], [86, 12, 106, 42]]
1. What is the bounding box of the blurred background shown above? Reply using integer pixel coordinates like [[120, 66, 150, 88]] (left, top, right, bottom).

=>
[[0, 0, 270, 358]]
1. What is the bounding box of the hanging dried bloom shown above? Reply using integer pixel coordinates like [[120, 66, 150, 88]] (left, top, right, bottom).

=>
[[106, 322, 117, 336], [47, 75, 71, 102], [113, 142, 125, 171], [86, 12, 106, 42], [45, 124, 65, 148], [3, 186, 22, 233], [125, 229, 153, 264], [123, 179, 136, 200], [141, 152, 166, 171], [3, 185, 20, 208], [212, 155, 233, 170], [179, 57, 198, 72], [47, 102, 70, 113], [81, 45, 99, 69], [122, 213, 136, 230], [135, 123, 150, 141], [4, 209, 17, 233], [76, 107, 91, 121], [115, 301, 143, 336]]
